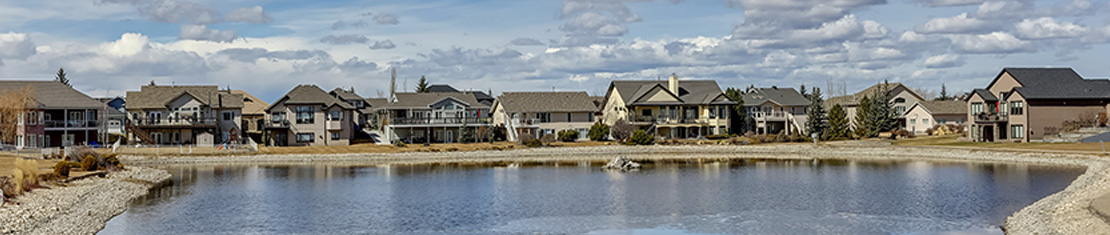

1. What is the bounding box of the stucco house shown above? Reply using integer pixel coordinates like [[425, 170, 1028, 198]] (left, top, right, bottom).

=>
[[125, 85, 244, 146], [903, 100, 967, 134], [381, 92, 492, 144], [492, 92, 597, 141], [600, 74, 736, 139], [967, 68, 1110, 142], [826, 82, 926, 128], [265, 85, 357, 147], [741, 87, 810, 135], [231, 90, 269, 143]]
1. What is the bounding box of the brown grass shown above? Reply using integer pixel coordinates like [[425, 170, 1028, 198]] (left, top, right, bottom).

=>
[[0, 153, 58, 177], [894, 134, 1110, 153]]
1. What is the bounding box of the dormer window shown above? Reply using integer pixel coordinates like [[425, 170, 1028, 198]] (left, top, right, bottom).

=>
[[894, 98, 906, 103]]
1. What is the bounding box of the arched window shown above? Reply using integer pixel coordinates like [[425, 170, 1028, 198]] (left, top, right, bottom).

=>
[[894, 98, 906, 103]]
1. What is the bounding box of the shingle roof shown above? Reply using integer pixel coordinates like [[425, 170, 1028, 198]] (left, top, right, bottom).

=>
[[426, 84, 459, 92], [742, 87, 810, 106], [267, 85, 354, 111], [496, 92, 597, 113], [0, 81, 103, 109], [126, 85, 244, 110], [231, 90, 270, 115], [365, 98, 388, 111], [386, 92, 489, 109], [826, 82, 921, 107], [912, 100, 967, 115], [609, 80, 735, 106], [998, 68, 1110, 99], [970, 89, 997, 101], [329, 88, 364, 101]]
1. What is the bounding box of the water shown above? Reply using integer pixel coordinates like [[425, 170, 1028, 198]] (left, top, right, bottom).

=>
[[101, 159, 1084, 234]]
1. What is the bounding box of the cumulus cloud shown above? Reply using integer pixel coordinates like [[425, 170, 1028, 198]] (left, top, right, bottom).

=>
[[369, 40, 396, 49], [913, 0, 984, 7], [0, 32, 37, 59], [924, 54, 964, 68], [179, 25, 237, 42], [510, 37, 545, 46], [215, 48, 330, 63], [1014, 17, 1087, 39], [947, 32, 1032, 53], [915, 13, 996, 34], [97, 0, 274, 25], [319, 35, 370, 45], [224, 6, 272, 24], [728, 0, 885, 39], [372, 13, 399, 25], [556, 0, 647, 46]]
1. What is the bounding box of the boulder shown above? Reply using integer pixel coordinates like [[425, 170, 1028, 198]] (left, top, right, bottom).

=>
[[602, 157, 641, 171]]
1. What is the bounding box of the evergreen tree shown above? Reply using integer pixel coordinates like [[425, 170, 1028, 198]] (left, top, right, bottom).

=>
[[854, 96, 873, 138], [936, 84, 950, 101], [415, 76, 430, 93], [725, 87, 747, 134], [870, 81, 898, 133], [799, 84, 808, 100], [55, 68, 70, 87], [827, 104, 851, 140], [805, 87, 828, 138]]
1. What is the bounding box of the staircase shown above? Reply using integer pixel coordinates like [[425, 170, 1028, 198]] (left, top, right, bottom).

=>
[[125, 121, 155, 144], [505, 113, 519, 142], [788, 113, 808, 136], [364, 129, 391, 145]]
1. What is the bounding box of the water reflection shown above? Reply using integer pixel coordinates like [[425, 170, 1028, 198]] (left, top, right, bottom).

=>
[[103, 160, 1083, 234]]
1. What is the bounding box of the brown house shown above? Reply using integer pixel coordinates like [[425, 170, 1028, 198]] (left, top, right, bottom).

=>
[[967, 68, 1110, 142]]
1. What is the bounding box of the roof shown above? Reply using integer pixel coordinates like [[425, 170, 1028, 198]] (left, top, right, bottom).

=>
[[386, 92, 489, 109], [267, 85, 354, 111], [608, 80, 735, 106], [426, 84, 459, 93], [495, 92, 598, 113], [329, 88, 364, 101], [365, 98, 388, 111], [910, 100, 967, 115], [0, 81, 103, 109], [969, 89, 997, 101], [231, 90, 270, 115], [826, 82, 922, 107], [126, 85, 244, 110], [993, 68, 1110, 99], [742, 87, 810, 107], [590, 96, 605, 109]]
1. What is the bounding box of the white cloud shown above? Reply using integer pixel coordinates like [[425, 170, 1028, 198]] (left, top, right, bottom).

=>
[[372, 13, 399, 25], [136, 0, 220, 24], [947, 32, 1032, 53], [224, 6, 272, 24], [915, 13, 996, 34], [179, 25, 238, 43], [103, 33, 149, 57], [0, 32, 37, 60], [924, 54, 964, 68], [319, 35, 370, 45], [510, 38, 545, 46], [913, 0, 984, 7], [370, 40, 396, 50], [1014, 17, 1087, 39]]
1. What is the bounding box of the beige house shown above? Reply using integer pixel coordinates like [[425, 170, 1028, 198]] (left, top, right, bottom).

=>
[[741, 87, 810, 135], [265, 85, 356, 146], [231, 90, 269, 143], [125, 85, 243, 146], [381, 92, 492, 144], [968, 68, 1110, 142], [826, 82, 926, 128], [903, 100, 967, 134], [600, 74, 736, 138], [492, 92, 597, 141]]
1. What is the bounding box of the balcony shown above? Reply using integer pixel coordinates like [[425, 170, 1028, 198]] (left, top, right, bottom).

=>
[[326, 120, 344, 130], [974, 112, 1008, 123], [44, 120, 99, 129], [629, 115, 706, 125], [132, 117, 218, 128], [267, 119, 291, 129], [390, 117, 492, 125], [751, 112, 788, 120]]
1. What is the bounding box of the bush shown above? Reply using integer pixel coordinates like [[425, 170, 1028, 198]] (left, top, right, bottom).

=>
[[611, 119, 635, 142], [540, 134, 557, 145], [519, 133, 537, 145], [706, 135, 729, 140], [0, 176, 15, 198], [54, 161, 75, 177], [557, 130, 580, 142], [630, 130, 654, 145], [588, 122, 610, 141], [394, 141, 406, 147], [104, 154, 122, 170], [82, 156, 98, 171], [525, 139, 543, 148]]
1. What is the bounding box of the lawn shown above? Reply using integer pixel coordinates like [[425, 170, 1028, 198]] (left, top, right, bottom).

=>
[[894, 135, 1110, 153], [0, 153, 58, 177]]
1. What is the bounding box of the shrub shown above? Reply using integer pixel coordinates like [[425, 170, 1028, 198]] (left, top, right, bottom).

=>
[[525, 139, 543, 148], [103, 154, 122, 170], [588, 122, 610, 141], [611, 119, 635, 142], [705, 135, 729, 140], [540, 134, 557, 145], [0, 176, 15, 198], [446, 147, 459, 152], [82, 156, 98, 171], [519, 133, 537, 146], [629, 130, 654, 145], [394, 141, 406, 147], [54, 161, 74, 177], [557, 130, 580, 142]]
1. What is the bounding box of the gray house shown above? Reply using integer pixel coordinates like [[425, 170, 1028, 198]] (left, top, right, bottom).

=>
[[265, 85, 357, 146]]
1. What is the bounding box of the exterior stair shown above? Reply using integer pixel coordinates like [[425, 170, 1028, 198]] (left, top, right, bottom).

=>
[[125, 121, 155, 145]]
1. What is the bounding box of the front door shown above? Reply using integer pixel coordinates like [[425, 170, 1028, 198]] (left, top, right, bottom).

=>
[[982, 126, 994, 142], [274, 133, 287, 146]]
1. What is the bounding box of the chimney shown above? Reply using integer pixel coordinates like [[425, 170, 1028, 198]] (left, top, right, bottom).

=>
[[668, 73, 678, 94]]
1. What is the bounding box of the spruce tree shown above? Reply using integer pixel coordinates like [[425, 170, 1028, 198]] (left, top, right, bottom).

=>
[[55, 68, 70, 87], [871, 81, 897, 133], [854, 96, 873, 138], [827, 104, 851, 140], [415, 76, 430, 93], [805, 87, 828, 138], [936, 84, 949, 101], [725, 87, 746, 134]]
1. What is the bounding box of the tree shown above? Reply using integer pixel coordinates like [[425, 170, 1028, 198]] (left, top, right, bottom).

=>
[[415, 76, 429, 93], [725, 87, 747, 134], [870, 81, 898, 133], [935, 84, 950, 101], [0, 86, 35, 145], [611, 119, 635, 142], [629, 130, 654, 145], [826, 104, 851, 140], [588, 122, 610, 141], [799, 84, 809, 100], [55, 68, 70, 87], [805, 87, 828, 138], [854, 96, 873, 138]]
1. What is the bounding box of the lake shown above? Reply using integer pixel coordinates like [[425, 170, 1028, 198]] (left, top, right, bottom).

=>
[[100, 159, 1084, 234]]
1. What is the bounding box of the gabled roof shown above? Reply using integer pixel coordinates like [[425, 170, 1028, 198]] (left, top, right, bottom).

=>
[[495, 92, 598, 113], [385, 92, 489, 109], [608, 80, 735, 106], [826, 82, 923, 107], [231, 90, 270, 115], [267, 85, 354, 111], [427, 84, 459, 93], [329, 88, 364, 101], [126, 85, 244, 110], [742, 87, 809, 107], [968, 89, 997, 101], [908, 100, 967, 115], [0, 81, 103, 109], [991, 68, 1110, 99]]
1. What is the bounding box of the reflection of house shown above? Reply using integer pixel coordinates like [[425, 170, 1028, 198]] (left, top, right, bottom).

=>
[[383, 92, 492, 144], [826, 82, 925, 128], [1, 81, 104, 149], [741, 87, 809, 135], [967, 68, 1110, 142], [492, 92, 597, 141], [125, 85, 243, 146], [600, 74, 736, 139], [265, 85, 356, 146], [904, 101, 967, 134], [231, 90, 269, 143]]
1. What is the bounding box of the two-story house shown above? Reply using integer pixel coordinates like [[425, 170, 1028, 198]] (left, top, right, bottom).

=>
[[126, 85, 244, 146], [382, 92, 491, 144], [265, 85, 357, 147], [329, 88, 373, 131], [492, 92, 597, 141], [232, 90, 269, 143], [1, 81, 104, 148], [741, 87, 810, 135], [967, 68, 1110, 142], [95, 97, 127, 143], [600, 74, 736, 139], [826, 82, 926, 129]]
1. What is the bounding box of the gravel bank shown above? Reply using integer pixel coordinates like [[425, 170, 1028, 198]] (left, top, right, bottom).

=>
[[0, 167, 171, 235], [119, 144, 1110, 234]]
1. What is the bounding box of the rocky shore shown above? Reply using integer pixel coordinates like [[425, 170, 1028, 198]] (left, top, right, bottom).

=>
[[0, 167, 171, 235]]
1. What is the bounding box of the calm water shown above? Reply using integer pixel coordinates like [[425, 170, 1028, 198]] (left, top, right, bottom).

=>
[[101, 159, 1084, 234]]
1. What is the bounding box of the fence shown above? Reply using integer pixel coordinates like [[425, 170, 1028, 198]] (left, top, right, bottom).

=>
[[112, 143, 255, 155]]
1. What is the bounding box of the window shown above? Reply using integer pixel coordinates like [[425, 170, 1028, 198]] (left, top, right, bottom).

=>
[[923, 118, 929, 125], [271, 112, 286, 122], [296, 106, 314, 124], [685, 108, 698, 119], [971, 103, 983, 114], [567, 113, 572, 122], [86, 111, 96, 121], [937, 118, 946, 124], [222, 112, 234, 121], [910, 119, 916, 124], [588, 113, 595, 122], [538, 112, 551, 123], [719, 106, 728, 119], [445, 103, 454, 110], [999, 102, 1008, 116], [894, 106, 906, 115], [1011, 125, 1024, 139], [1010, 101, 1024, 115], [297, 133, 314, 142], [331, 131, 340, 140], [641, 109, 652, 117], [329, 110, 342, 121], [894, 98, 906, 103]]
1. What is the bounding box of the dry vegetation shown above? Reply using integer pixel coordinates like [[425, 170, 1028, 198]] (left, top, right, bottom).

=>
[[894, 135, 1110, 153], [0, 85, 34, 145]]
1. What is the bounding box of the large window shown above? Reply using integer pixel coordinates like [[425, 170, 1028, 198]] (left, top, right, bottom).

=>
[[1010, 101, 1024, 115], [297, 133, 314, 142], [999, 102, 1008, 116], [331, 131, 340, 140], [222, 111, 234, 121], [1011, 125, 1024, 139], [971, 102, 983, 114], [271, 112, 286, 122], [709, 106, 718, 118], [538, 112, 551, 123], [641, 109, 652, 117], [329, 110, 342, 121], [296, 106, 314, 124], [894, 106, 906, 115]]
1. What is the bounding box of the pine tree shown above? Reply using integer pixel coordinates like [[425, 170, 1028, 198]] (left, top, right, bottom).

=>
[[415, 76, 429, 93], [805, 87, 828, 138], [854, 96, 873, 138], [827, 104, 851, 140], [871, 81, 898, 133], [799, 84, 808, 100], [936, 84, 950, 101], [725, 87, 746, 134], [55, 68, 70, 87]]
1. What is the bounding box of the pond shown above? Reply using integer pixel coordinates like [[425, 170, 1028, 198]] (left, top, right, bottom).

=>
[[101, 159, 1084, 234]]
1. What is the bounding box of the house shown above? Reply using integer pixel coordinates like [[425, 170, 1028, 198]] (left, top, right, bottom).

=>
[[382, 92, 492, 143], [0, 81, 104, 149], [426, 84, 495, 106], [903, 100, 967, 134], [231, 90, 269, 143], [492, 92, 597, 141], [329, 88, 373, 130], [125, 85, 244, 146], [600, 74, 736, 139], [265, 85, 357, 146], [825, 82, 926, 128], [967, 68, 1110, 142], [741, 87, 810, 135]]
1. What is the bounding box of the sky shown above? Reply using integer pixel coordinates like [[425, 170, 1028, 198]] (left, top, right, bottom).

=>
[[1, 0, 1109, 102]]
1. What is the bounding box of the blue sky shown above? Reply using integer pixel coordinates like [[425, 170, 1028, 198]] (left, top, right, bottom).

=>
[[1, 0, 1109, 102]]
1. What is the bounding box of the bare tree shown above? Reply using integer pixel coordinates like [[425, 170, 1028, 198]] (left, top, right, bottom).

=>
[[0, 85, 35, 145], [611, 119, 635, 142]]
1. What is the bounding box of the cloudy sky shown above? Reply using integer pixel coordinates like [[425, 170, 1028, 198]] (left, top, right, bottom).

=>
[[1, 0, 1109, 102]]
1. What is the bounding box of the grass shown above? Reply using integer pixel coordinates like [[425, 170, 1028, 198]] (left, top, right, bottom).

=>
[[894, 134, 1110, 153], [0, 153, 58, 177]]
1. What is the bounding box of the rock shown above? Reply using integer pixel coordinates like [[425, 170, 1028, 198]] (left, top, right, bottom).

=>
[[602, 157, 641, 171]]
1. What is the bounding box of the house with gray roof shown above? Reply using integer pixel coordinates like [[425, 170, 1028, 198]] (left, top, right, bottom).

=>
[[381, 92, 492, 144], [1, 80, 104, 149], [967, 68, 1110, 142], [600, 74, 737, 139], [125, 85, 244, 146], [741, 87, 810, 135], [904, 100, 968, 134], [825, 82, 926, 129], [265, 85, 357, 146], [492, 92, 598, 141]]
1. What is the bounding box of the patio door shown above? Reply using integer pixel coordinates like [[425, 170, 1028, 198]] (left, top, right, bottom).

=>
[[445, 130, 454, 143], [63, 134, 75, 146]]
